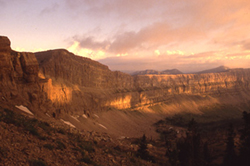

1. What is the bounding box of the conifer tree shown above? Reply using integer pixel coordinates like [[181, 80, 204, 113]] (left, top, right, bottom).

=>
[[167, 148, 180, 166], [137, 134, 148, 159], [238, 111, 250, 166], [178, 118, 204, 166], [137, 134, 155, 162], [222, 124, 236, 166], [203, 142, 212, 166]]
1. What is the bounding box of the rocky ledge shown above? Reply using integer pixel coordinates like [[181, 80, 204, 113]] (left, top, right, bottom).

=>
[[1, 36, 250, 118]]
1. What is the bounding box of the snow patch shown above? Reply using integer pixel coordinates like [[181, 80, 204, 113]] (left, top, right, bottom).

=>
[[94, 114, 99, 118], [98, 123, 107, 130], [119, 136, 129, 139], [60, 119, 76, 128], [71, 116, 80, 122], [82, 114, 88, 119], [15, 105, 34, 115]]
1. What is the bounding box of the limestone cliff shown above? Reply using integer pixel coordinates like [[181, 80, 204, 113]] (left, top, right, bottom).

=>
[[35, 49, 135, 115], [1, 36, 250, 119], [103, 70, 250, 109], [0, 36, 39, 83], [0, 36, 54, 116], [35, 48, 250, 113], [35, 49, 134, 89]]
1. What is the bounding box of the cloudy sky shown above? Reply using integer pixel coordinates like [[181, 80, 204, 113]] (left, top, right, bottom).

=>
[[1, 0, 250, 73]]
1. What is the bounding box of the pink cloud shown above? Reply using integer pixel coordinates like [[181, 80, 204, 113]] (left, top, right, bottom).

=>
[[65, 0, 250, 71], [73, 21, 206, 54]]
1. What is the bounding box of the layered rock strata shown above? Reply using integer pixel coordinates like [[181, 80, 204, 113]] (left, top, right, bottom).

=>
[[0, 36, 53, 116], [35, 49, 250, 112], [1, 36, 250, 118]]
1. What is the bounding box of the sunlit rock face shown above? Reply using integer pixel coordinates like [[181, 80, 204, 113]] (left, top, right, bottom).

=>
[[35, 48, 250, 112], [0, 36, 54, 116], [35, 49, 136, 112], [1, 36, 250, 118], [103, 70, 250, 109], [35, 49, 135, 89], [135, 71, 250, 95]]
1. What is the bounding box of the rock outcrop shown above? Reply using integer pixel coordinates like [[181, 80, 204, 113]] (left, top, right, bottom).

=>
[[35, 49, 250, 112], [0, 36, 39, 83], [35, 49, 134, 89], [0, 36, 53, 116], [0, 36, 13, 81], [19, 52, 39, 82], [1, 35, 250, 119]]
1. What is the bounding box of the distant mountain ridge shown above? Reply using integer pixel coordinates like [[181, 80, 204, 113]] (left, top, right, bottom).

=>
[[196, 66, 230, 74], [132, 69, 183, 75]]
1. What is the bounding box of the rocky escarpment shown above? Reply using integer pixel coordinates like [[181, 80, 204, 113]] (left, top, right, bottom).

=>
[[1, 36, 250, 139], [1, 36, 250, 119], [0, 36, 39, 83], [35, 49, 250, 113], [0, 36, 54, 116], [35, 50, 134, 89], [131, 69, 250, 106], [103, 69, 250, 109], [35, 49, 135, 115]]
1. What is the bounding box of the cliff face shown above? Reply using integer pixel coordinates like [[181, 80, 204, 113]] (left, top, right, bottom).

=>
[[1, 36, 250, 119], [0, 36, 39, 84], [0, 36, 54, 115], [35, 49, 135, 115], [103, 70, 250, 109], [35, 50, 134, 89], [135, 70, 250, 95], [35, 48, 250, 112]]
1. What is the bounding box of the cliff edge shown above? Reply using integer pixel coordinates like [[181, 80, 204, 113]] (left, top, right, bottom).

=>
[[1, 36, 250, 138], [0, 36, 54, 117]]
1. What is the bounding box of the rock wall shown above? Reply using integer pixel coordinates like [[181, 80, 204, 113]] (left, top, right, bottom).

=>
[[35, 49, 250, 112], [134, 70, 250, 95], [0, 36, 13, 81], [1, 36, 250, 117], [35, 49, 134, 89], [19, 52, 39, 82], [128, 70, 250, 108], [0, 37, 39, 83], [0, 36, 53, 116], [106, 70, 250, 109]]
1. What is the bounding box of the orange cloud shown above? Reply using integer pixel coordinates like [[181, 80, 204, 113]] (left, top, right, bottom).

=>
[[154, 50, 160, 56], [67, 41, 106, 60], [65, 0, 250, 71]]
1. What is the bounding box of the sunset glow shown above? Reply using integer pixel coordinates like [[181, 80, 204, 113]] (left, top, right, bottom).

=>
[[1, 0, 250, 72]]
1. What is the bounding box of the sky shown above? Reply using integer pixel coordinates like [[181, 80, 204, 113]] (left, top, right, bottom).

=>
[[1, 0, 250, 73]]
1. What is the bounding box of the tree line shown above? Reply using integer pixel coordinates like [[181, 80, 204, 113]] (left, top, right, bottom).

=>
[[165, 111, 250, 166], [137, 111, 250, 166]]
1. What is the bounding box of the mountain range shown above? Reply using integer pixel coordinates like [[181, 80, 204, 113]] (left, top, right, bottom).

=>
[[132, 69, 183, 75], [1, 36, 250, 165]]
